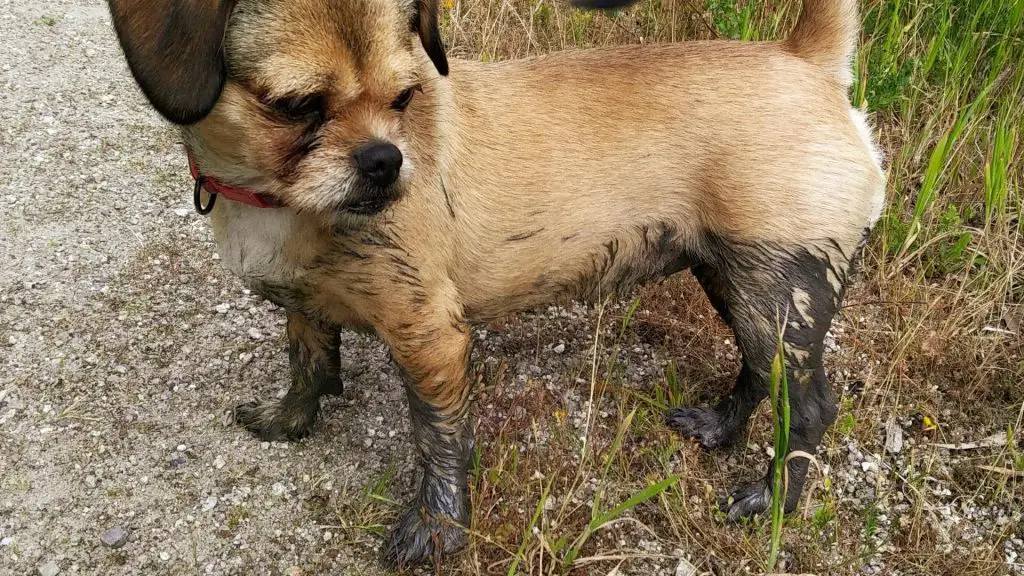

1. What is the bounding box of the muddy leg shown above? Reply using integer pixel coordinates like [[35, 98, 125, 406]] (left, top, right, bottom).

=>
[[724, 363, 837, 520], [668, 241, 850, 520], [714, 247, 843, 521], [379, 321, 474, 569], [665, 264, 766, 449], [235, 312, 341, 441]]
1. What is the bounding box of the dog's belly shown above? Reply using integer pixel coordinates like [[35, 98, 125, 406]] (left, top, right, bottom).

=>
[[460, 219, 696, 321]]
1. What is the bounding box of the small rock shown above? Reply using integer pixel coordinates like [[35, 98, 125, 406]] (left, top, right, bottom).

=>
[[176, 444, 187, 452], [173, 208, 189, 217], [170, 454, 187, 467], [100, 526, 128, 549], [0, 537, 12, 547], [38, 562, 60, 576], [284, 568, 303, 576], [675, 557, 697, 576], [213, 456, 225, 469], [215, 303, 230, 314], [553, 343, 565, 354], [861, 461, 878, 473], [202, 496, 218, 511], [84, 475, 97, 488], [159, 552, 170, 561], [885, 418, 903, 454], [248, 328, 262, 340]]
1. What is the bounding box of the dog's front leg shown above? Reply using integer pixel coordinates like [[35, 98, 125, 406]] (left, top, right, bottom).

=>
[[378, 317, 474, 569], [234, 312, 342, 441]]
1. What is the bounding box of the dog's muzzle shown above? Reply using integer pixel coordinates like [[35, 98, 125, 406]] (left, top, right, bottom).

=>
[[343, 141, 404, 215]]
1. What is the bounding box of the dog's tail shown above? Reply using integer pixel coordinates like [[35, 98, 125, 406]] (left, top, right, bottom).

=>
[[785, 0, 859, 89]]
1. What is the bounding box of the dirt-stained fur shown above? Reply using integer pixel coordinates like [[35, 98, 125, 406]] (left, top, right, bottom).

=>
[[105, 0, 886, 568]]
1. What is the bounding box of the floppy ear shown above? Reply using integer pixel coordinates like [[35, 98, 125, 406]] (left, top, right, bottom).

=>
[[411, 0, 449, 76], [568, 0, 639, 9], [106, 0, 235, 125]]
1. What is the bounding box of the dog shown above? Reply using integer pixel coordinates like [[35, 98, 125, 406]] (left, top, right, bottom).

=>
[[105, 0, 886, 569]]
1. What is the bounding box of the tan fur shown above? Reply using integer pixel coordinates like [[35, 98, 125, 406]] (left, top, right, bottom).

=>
[[108, 0, 885, 563], [785, 0, 860, 88], [179, 0, 885, 420]]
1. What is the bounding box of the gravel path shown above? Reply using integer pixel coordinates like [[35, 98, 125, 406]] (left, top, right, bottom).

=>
[[1, 1, 406, 573]]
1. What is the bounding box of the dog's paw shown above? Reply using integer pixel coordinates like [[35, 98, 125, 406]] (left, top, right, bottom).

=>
[[379, 505, 468, 571], [232, 399, 317, 442], [664, 406, 739, 449], [721, 478, 773, 522]]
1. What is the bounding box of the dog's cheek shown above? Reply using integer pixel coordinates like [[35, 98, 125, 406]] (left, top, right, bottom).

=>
[[188, 85, 279, 172]]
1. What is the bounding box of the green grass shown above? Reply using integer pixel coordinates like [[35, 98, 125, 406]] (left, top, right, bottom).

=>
[[767, 320, 792, 572]]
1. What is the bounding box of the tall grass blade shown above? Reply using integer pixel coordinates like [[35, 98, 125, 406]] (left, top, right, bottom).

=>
[[768, 323, 791, 571]]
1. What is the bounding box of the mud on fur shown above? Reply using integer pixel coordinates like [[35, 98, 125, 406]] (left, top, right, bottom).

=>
[[104, 0, 885, 569]]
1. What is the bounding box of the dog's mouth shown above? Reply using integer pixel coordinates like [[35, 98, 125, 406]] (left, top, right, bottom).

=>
[[339, 184, 402, 215]]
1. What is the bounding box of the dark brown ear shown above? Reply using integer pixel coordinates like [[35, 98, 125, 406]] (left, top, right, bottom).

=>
[[411, 0, 449, 76], [106, 0, 235, 125], [568, 0, 639, 9]]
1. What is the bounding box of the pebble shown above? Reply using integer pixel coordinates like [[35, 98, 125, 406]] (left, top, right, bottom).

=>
[[675, 557, 696, 576], [202, 496, 218, 511], [214, 456, 226, 469], [248, 328, 262, 340], [885, 418, 903, 454], [84, 475, 97, 488], [284, 568, 303, 576], [0, 537, 11, 547], [159, 552, 170, 561], [38, 562, 60, 576], [100, 526, 128, 549], [553, 343, 565, 354], [215, 303, 230, 314]]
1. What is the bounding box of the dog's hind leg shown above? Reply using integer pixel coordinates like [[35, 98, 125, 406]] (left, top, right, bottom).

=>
[[665, 263, 768, 449], [234, 312, 341, 441], [668, 238, 849, 520]]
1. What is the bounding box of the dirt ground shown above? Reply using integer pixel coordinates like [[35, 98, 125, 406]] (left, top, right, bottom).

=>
[[1, 1, 1021, 576]]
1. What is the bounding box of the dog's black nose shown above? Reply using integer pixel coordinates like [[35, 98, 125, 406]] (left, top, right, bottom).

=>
[[353, 141, 403, 187]]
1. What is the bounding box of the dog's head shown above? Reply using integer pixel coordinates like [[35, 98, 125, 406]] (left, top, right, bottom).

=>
[[107, 0, 449, 216]]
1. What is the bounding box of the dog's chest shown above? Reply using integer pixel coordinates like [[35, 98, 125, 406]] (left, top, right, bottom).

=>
[[209, 203, 302, 289]]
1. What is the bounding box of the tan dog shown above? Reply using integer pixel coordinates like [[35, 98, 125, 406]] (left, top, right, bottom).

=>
[[106, 0, 885, 568]]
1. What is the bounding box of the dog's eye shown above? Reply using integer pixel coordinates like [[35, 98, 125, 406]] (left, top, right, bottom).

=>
[[270, 93, 325, 121], [390, 85, 421, 111]]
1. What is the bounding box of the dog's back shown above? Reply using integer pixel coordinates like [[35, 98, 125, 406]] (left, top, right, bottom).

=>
[[437, 0, 885, 316]]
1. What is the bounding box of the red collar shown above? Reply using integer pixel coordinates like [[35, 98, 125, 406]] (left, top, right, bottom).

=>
[[187, 153, 284, 210]]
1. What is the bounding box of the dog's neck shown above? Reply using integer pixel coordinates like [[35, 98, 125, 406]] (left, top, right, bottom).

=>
[[188, 152, 284, 212]]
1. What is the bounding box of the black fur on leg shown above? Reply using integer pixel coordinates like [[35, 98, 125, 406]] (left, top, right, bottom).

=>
[[380, 378, 473, 569], [667, 233, 852, 521], [234, 312, 342, 441], [569, 0, 639, 10], [665, 367, 762, 449]]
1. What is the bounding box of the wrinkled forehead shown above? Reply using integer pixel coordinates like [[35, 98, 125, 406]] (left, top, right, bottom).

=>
[[225, 0, 418, 98]]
